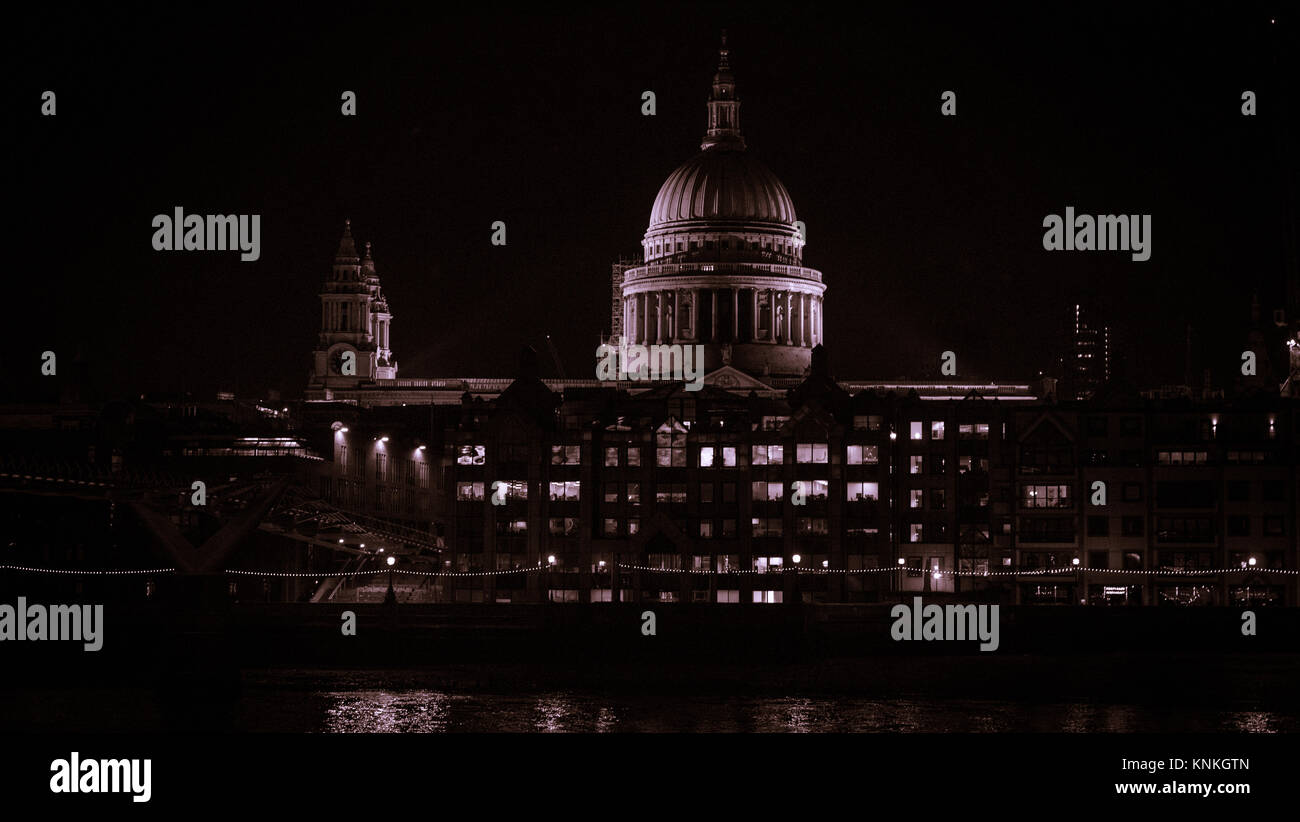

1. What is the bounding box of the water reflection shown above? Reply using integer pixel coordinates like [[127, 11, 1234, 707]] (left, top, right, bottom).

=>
[[1231, 711, 1278, 733], [322, 690, 453, 733], [253, 685, 1300, 733]]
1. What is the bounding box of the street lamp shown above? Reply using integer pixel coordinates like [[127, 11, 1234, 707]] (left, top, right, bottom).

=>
[[384, 554, 397, 605]]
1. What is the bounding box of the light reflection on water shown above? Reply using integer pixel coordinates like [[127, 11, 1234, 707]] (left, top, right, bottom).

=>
[[290, 690, 1298, 733]]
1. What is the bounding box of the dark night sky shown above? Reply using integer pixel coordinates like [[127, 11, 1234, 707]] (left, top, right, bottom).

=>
[[10, 2, 1297, 401]]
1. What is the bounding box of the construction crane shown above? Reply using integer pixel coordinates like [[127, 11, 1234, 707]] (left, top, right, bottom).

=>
[[544, 335, 567, 379]]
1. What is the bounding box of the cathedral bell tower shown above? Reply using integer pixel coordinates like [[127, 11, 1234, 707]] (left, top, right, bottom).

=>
[[309, 219, 398, 388]]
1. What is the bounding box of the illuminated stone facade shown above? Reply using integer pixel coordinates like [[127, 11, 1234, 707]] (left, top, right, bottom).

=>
[[618, 36, 825, 378]]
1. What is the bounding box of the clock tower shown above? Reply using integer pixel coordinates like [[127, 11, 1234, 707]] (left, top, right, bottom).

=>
[[309, 219, 398, 389]]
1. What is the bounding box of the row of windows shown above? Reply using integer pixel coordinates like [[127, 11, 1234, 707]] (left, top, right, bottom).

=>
[[456, 480, 578, 501], [460, 417, 1284, 468], [646, 236, 799, 257], [466, 441, 889, 469], [1077, 448, 1281, 467], [1086, 415, 1279, 440], [1086, 514, 1286, 538], [462, 477, 1286, 516], [908, 422, 990, 440]]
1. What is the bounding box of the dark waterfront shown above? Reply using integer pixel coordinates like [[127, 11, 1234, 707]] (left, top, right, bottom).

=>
[[5, 655, 1300, 733]]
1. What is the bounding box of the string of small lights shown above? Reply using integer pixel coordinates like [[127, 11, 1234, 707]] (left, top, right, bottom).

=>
[[223, 567, 540, 579], [0, 473, 112, 488], [0, 565, 174, 575], [604, 562, 1300, 577], [2, 563, 1295, 578]]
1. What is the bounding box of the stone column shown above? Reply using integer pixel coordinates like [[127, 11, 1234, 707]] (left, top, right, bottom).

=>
[[656, 291, 663, 343], [752, 289, 759, 341], [786, 293, 794, 345], [711, 290, 719, 342], [732, 289, 739, 342], [800, 294, 808, 347]]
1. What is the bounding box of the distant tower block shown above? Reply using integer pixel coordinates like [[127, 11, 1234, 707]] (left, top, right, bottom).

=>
[[610, 259, 635, 339]]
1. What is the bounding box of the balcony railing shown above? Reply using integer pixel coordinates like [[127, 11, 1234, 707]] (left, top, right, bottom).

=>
[[623, 261, 823, 284]]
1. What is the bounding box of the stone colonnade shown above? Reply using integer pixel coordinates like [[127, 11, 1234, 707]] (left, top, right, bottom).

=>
[[623, 287, 823, 347]]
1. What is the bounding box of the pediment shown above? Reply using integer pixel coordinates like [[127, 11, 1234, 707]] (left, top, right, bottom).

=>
[[703, 366, 773, 392]]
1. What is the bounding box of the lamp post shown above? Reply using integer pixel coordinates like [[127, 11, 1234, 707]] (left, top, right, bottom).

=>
[[1072, 556, 1081, 605], [889, 427, 899, 599], [791, 553, 801, 606], [547, 554, 556, 604], [384, 554, 397, 605]]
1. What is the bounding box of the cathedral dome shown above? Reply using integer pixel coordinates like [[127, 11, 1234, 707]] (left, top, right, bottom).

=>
[[649, 149, 797, 230], [617, 34, 825, 381]]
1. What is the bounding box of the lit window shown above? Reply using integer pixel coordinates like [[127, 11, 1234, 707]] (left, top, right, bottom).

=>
[[798, 479, 828, 500], [846, 481, 878, 501], [656, 425, 687, 467], [796, 443, 828, 463], [910, 422, 923, 440], [502, 479, 527, 501], [846, 444, 878, 464], [931, 421, 945, 440], [550, 445, 580, 465], [753, 556, 783, 572], [457, 445, 486, 465], [548, 481, 580, 501], [751, 444, 784, 465], [456, 481, 484, 501]]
